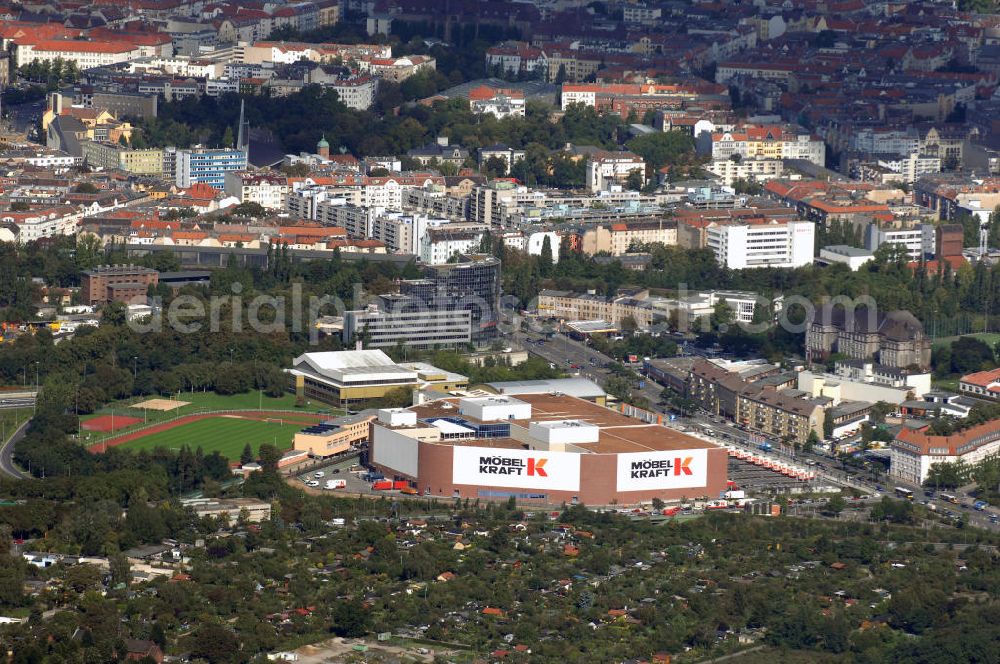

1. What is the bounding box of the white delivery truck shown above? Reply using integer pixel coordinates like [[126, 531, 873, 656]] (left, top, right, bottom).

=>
[[325, 479, 346, 489]]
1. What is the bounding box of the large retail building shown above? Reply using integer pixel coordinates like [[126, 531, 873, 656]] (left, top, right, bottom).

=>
[[369, 393, 728, 505]]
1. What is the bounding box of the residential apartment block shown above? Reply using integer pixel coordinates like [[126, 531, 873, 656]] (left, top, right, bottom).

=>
[[687, 359, 824, 445], [891, 419, 1000, 485], [585, 151, 646, 192], [223, 172, 289, 210]]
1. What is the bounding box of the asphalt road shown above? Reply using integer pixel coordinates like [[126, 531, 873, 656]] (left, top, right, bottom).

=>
[[0, 398, 36, 410], [3, 99, 44, 135], [512, 331, 1000, 531], [0, 419, 30, 479]]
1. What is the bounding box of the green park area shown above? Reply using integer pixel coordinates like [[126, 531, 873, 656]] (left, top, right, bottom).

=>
[[931, 332, 1000, 350]]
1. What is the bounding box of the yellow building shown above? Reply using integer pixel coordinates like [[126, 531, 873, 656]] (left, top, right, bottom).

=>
[[289, 350, 468, 407], [81, 141, 163, 174], [120, 148, 164, 174], [293, 413, 375, 457]]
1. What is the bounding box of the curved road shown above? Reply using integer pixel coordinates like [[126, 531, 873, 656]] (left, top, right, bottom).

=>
[[0, 420, 30, 479]]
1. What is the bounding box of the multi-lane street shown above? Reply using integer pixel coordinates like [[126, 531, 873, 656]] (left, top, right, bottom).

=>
[[512, 330, 1000, 531]]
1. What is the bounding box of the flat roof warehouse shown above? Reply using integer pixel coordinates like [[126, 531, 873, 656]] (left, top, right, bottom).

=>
[[405, 393, 717, 455], [370, 392, 729, 505]]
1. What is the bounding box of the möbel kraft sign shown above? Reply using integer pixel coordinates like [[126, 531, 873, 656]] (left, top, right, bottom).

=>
[[615, 449, 708, 492], [452, 446, 581, 491]]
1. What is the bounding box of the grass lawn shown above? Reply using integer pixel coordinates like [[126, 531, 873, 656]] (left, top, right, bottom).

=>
[[79, 391, 338, 443], [934, 377, 960, 392], [932, 332, 1000, 350], [115, 416, 302, 458], [1, 409, 31, 440]]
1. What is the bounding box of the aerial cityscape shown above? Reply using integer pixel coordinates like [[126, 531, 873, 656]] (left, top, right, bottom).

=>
[[1, 0, 1000, 662]]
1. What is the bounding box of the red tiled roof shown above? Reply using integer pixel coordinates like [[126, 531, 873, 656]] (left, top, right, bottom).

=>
[[960, 368, 1000, 388], [31, 39, 138, 54]]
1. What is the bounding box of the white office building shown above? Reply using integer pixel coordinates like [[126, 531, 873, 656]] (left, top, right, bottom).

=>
[[343, 302, 472, 348], [705, 220, 815, 269]]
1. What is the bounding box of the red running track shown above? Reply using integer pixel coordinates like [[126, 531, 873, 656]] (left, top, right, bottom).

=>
[[86, 411, 327, 453]]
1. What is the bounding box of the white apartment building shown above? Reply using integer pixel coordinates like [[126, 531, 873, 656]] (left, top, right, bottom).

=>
[[706, 157, 783, 186], [315, 202, 375, 238], [876, 153, 941, 183], [418, 224, 488, 265], [866, 226, 928, 261], [706, 220, 815, 269], [328, 77, 378, 110], [371, 213, 450, 254], [585, 152, 646, 193], [707, 125, 825, 167], [890, 420, 1000, 485], [16, 40, 143, 69], [525, 230, 561, 263], [471, 90, 526, 119], [851, 128, 921, 156], [223, 171, 289, 209], [819, 245, 875, 270], [0, 207, 82, 243], [674, 290, 773, 324]]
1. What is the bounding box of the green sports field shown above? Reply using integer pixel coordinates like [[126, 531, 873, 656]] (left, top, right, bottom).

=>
[[79, 391, 339, 444], [114, 416, 303, 458]]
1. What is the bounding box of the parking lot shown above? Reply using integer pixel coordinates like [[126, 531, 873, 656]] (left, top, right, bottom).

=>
[[727, 458, 819, 493], [294, 452, 373, 493], [292, 450, 421, 498]]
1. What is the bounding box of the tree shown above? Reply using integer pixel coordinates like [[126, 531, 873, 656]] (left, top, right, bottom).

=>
[[924, 461, 967, 489], [73, 182, 99, 194], [805, 430, 819, 452], [258, 444, 281, 471], [538, 235, 554, 277], [625, 168, 644, 191], [331, 599, 371, 637], [109, 552, 130, 587], [190, 623, 240, 664], [948, 336, 995, 374], [625, 130, 696, 177], [240, 443, 254, 465], [230, 201, 267, 218], [483, 155, 509, 177], [221, 126, 235, 148], [101, 301, 128, 327], [825, 494, 846, 517]]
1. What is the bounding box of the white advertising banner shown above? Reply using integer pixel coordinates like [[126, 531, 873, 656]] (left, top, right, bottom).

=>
[[616, 449, 709, 492], [452, 446, 581, 492]]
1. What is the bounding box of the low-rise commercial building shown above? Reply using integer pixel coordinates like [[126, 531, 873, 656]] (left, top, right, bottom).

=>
[[80, 265, 159, 305], [819, 245, 874, 270], [293, 413, 376, 457]]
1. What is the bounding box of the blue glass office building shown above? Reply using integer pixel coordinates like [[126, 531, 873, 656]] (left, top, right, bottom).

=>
[[175, 148, 248, 189]]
